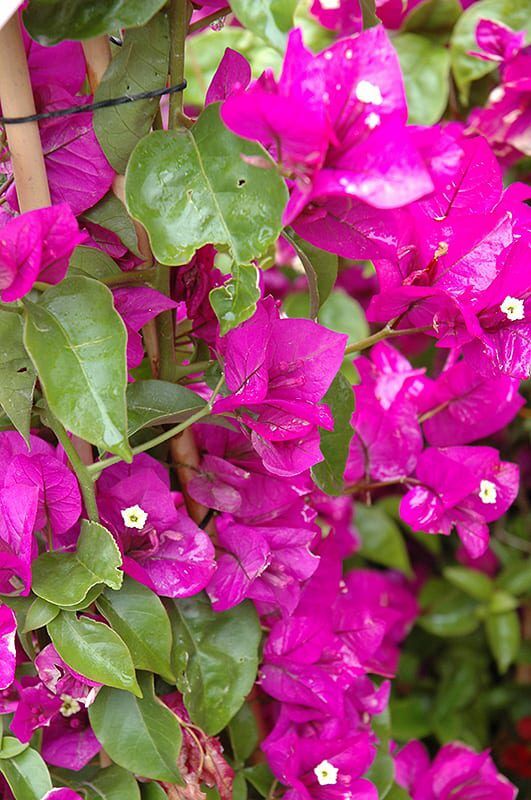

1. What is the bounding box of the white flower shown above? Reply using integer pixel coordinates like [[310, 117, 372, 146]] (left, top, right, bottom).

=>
[[60, 694, 81, 718], [479, 479, 497, 505], [319, 0, 341, 8], [121, 504, 148, 529], [313, 760, 339, 786], [355, 80, 383, 105], [500, 295, 524, 321], [365, 112, 381, 129]]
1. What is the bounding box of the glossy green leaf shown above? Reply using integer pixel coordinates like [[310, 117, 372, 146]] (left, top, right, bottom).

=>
[[386, 785, 413, 800], [419, 579, 480, 637], [488, 590, 518, 614], [403, 0, 462, 33], [229, 0, 297, 51], [390, 694, 433, 741], [229, 703, 260, 765], [169, 594, 261, 735], [443, 566, 493, 601], [69, 246, 122, 281], [94, 13, 170, 172], [32, 520, 123, 607], [210, 263, 261, 336], [82, 764, 141, 800], [485, 609, 521, 674], [125, 103, 288, 266], [233, 772, 248, 800], [23, 0, 167, 44], [311, 372, 354, 496], [22, 597, 59, 633], [285, 230, 338, 318], [365, 746, 395, 798], [0, 747, 52, 800], [355, 503, 412, 576], [89, 673, 182, 782], [0, 738, 28, 760], [127, 379, 206, 436], [318, 290, 369, 346], [141, 783, 168, 800], [48, 612, 141, 696], [393, 33, 450, 125], [23, 277, 131, 460], [97, 576, 174, 682], [0, 311, 36, 443], [450, 0, 531, 101], [83, 192, 141, 257]]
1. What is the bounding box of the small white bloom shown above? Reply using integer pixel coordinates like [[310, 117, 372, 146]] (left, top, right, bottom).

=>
[[489, 86, 505, 103], [60, 695, 81, 718], [320, 0, 341, 8], [479, 479, 497, 505], [365, 112, 381, 129], [500, 295, 524, 321], [314, 760, 339, 786], [121, 504, 148, 529], [355, 80, 383, 105]]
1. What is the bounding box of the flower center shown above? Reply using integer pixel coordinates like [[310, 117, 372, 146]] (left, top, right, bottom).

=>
[[355, 80, 383, 106], [365, 112, 381, 129], [121, 504, 148, 529], [314, 759, 339, 786], [500, 295, 524, 321], [479, 479, 497, 505], [60, 694, 81, 717]]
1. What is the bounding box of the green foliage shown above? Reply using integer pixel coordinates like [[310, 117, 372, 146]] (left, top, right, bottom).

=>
[[284, 230, 338, 317], [126, 379, 206, 436], [94, 13, 170, 172], [23, 0, 167, 44], [169, 594, 261, 735], [356, 503, 413, 576], [81, 765, 142, 800], [210, 263, 261, 335], [393, 33, 450, 125], [485, 610, 521, 674], [312, 372, 354, 495], [96, 577, 175, 682], [0, 746, 52, 800], [32, 520, 123, 607], [125, 104, 288, 266], [89, 673, 182, 782], [48, 612, 141, 696], [229, 0, 298, 52], [82, 193, 142, 257], [23, 278, 131, 460], [0, 311, 36, 443], [69, 246, 122, 280], [419, 579, 481, 637]]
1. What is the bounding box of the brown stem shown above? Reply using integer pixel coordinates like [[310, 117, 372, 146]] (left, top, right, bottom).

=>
[[170, 430, 210, 525], [344, 324, 432, 355], [0, 12, 50, 211]]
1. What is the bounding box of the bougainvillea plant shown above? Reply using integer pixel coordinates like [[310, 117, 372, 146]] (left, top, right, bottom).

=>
[[0, 0, 529, 798]]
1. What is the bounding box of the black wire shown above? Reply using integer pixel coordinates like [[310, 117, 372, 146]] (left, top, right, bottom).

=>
[[0, 80, 187, 125], [199, 508, 216, 530]]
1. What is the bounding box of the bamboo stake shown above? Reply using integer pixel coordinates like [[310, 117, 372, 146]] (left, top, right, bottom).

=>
[[0, 12, 50, 211]]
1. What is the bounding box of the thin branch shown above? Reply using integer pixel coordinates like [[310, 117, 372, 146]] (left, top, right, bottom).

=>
[[189, 6, 231, 33], [344, 323, 432, 355]]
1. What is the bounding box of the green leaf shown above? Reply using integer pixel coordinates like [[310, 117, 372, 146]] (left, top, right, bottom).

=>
[[488, 590, 518, 614], [318, 290, 369, 345], [229, 0, 297, 51], [22, 597, 59, 633], [141, 783, 168, 800], [355, 503, 412, 576], [311, 372, 354, 496], [69, 246, 122, 281], [210, 264, 261, 336], [233, 772, 248, 800], [0, 747, 52, 800], [23, 277, 131, 460], [284, 230, 338, 318], [23, 0, 167, 44], [485, 610, 521, 674], [364, 746, 395, 798], [0, 738, 28, 760], [243, 764, 275, 798], [360, 0, 380, 28], [83, 192, 141, 257], [496, 561, 531, 596], [94, 13, 170, 172], [185, 27, 281, 109], [386, 785, 413, 800], [127, 380, 206, 436], [450, 0, 531, 101], [32, 520, 123, 607], [229, 703, 260, 765], [96, 576, 174, 682], [390, 694, 433, 741], [0, 311, 36, 443], [403, 0, 462, 34], [419, 579, 480, 637], [393, 33, 450, 125], [443, 566, 493, 601], [125, 103, 288, 266], [82, 764, 141, 800], [89, 673, 182, 782], [48, 612, 141, 696], [169, 594, 261, 735]]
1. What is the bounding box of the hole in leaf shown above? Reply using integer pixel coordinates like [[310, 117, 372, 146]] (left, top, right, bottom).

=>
[[237, 179, 246, 187]]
